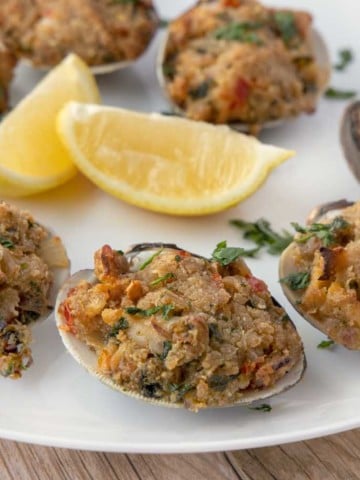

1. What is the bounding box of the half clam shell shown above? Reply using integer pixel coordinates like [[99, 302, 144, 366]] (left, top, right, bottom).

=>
[[157, 23, 330, 133], [340, 101, 360, 182], [55, 243, 305, 410], [279, 200, 360, 349]]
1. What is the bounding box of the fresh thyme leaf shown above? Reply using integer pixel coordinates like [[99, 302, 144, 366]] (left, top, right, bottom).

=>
[[0, 237, 14, 249], [325, 87, 357, 99], [280, 271, 310, 291], [317, 339, 335, 349], [108, 317, 129, 337], [334, 49, 353, 71], [139, 248, 163, 270], [291, 216, 350, 247], [230, 218, 293, 255], [149, 272, 176, 287], [213, 22, 263, 45], [248, 403, 272, 412], [211, 241, 257, 265], [274, 11, 297, 45], [159, 340, 172, 360]]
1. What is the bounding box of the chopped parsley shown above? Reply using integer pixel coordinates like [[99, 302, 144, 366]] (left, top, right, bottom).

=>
[[112, 0, 139, 4], [174, 254, 182, 262], [291, 216, 350, 247], [159, 340, 172, 360], [230, 218, 293, 255], [274, 11, 297, 45], [149, 272, 176, 287], [324, 87, 357, 99], [248, 403, 272, 412], [317, 339, 335, 349], [213, 22, 263, 45], [162, 63, 176, 79], [139, 248, 163, 271], [116, 249, 124, 255], [108, 317, 129, 337], [211, 240, 259, 266], [0, 237, 14, 249], [125, 304, 175, 319], [334, 49, 354, 71], [189, 80, 212, 100], [169, 383, 193, 398], [280, 271, 310, 291], [159, 18, 169, 28]]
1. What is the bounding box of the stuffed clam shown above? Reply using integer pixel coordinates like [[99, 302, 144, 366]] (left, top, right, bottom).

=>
[[0, 201, 70, 378], [158, 0, 330, 134], [0, 0, 158, 74], [279, 200, 360, 349], [56, 242, 305, 412]]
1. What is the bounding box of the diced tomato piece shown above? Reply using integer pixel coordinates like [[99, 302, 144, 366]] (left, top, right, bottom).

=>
[[62, 303, 77, 335], [230, 77, 250, 109], [248, 276, 268, 294]]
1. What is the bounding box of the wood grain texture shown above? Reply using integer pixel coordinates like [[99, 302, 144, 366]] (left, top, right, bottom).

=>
[[1, 430, 359, 480]]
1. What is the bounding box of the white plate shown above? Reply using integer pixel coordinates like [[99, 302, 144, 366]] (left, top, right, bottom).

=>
[[3, 0, 360, 453]]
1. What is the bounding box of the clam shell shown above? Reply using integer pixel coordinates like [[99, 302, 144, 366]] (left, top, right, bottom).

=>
[[340, 101, 360, 182], [279, 201, 358, 347], [55, 243, 305, 409], [157, 28, 331, 133]]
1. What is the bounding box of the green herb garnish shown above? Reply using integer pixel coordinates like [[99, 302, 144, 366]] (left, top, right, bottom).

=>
[[162, 63, 176, 79], [280, 271, 310, 291], [213, 22, 263, 45], [149, 272, 176, 287], [159, 18, 169, 28], [292, 216, 350, 247], [159, 340, 172, 360], [230, 218, 293, 255], [175, 254, 181, 262], [317, 339, 335, 349], [169, 383, 193, 398], [0, 237, 14, 249], [116, 249, 124, 255], [112, 0, 139, 4], [189, 80, 212, 100], [334, 49, 353, 71], [211, 240, 258, 266], [325, 87, 357, 99], [139, 248, 163, 271], [274, 11, 297, 45], [108, 317, 129, 337], [248, 403, 272, 412], [125, 304, 175, 319]]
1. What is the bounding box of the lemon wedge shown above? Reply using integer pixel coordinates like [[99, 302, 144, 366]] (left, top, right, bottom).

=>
[[0, 54, 100, 197], [58, 102, 294, 215]]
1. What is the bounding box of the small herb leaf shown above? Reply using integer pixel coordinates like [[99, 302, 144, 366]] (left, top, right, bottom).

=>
[[317, 339, 335, 349], [211, 241, 256, 266], [213, 22, 263, 45], [159, 340, 172, 360], [274, 12, 297, 45], [334, 49, 353, 71], [139, 248, 163, 271], [248, 403, 272, 412], [280, 271, 310, 291], [325, 87, 357, 99]]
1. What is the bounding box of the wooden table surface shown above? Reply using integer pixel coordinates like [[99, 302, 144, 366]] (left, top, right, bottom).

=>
[[1, 429, 360, 479]]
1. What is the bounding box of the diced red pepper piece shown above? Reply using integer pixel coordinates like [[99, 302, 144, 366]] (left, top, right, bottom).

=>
[[248, 276, 268, 294]]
